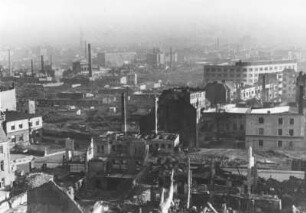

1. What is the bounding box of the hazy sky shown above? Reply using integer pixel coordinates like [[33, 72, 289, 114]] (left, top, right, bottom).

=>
[[1, 0, 306, 46]]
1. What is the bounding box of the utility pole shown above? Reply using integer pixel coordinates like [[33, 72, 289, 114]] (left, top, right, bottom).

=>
[[187, 157, 191, 209]]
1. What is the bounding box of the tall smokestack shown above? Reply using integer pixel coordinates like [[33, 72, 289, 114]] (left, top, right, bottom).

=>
[[41, 55, 44, 73], [121, 93, 127, 133], [247, 146, 255, 195], [8, 49, 11, 76], [155, 97, 158, 134], [31, 59, 34, 77], [170, 47, 173, 69], [299, 85, 304, 114], [84, 40, 87, 58], [88, 43, 92, 77], [50, 55, 53, 69], [262, 74, 266, 103]]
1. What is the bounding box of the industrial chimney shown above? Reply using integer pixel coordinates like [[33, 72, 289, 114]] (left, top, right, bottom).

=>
[[121, 93, 127, 133], [262, 74, 266, 103], [41, 55, 44, 73], [155, 97, 159, 134], [31, 59, 34, 77], [8, 49, 11, 76], [88, 43, 92, 77], [299, 85, 304, 114], [84, 40, 87, 58]]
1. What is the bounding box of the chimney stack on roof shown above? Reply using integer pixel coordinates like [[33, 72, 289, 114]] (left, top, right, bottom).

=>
[[88, 43, 92, 78]]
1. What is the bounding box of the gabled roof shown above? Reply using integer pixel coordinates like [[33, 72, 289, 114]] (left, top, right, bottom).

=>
[[4, 111, 41, 122]]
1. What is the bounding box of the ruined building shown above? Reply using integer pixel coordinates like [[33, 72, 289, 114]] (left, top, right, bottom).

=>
[[86, 132, 149, 190], [140, 88, 205, 148]]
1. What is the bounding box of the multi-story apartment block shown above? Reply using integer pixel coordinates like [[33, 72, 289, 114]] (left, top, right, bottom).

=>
[[2, 111, 43, 147], [239, 83, 278, 101], [204, 60, 297, 85], [258, 69, 298, 102], [246, 113, 305, 150]]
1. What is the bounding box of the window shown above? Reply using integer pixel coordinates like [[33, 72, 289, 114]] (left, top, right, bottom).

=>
[[0, 161, 4, 171], [240, 124, 244, 131], [258, 117, 264, 124], [19, 135, 24, 141], [290, 118, 294, 125], [259, 128, 264, 135], [161, 144, 165, 149], [11, 137, 16, 143], [0, 146, 3, 153], [19, 124, 23, 129], [289, 141, 293, 148], [289, 129, 294, 136], [278, 129, 282, 136], [278, 140, 282, 148], [36, 120, 40, 126], [278, 118, 283, 125], [233, 124, 237, 131], [168, 144, 172, 149], [29, 122, 32, 127], [259, 140, 263, 147], [11, 125, 15, 131]]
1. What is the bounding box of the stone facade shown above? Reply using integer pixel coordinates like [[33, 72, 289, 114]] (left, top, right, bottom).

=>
[[245, 113, 305, 150]]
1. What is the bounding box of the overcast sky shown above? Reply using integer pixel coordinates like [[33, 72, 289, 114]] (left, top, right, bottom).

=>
[[1, 0, 306, 46]]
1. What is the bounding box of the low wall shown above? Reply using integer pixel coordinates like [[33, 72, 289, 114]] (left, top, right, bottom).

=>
[[0, 201, 10, 212], [9, 192, 27, 209]]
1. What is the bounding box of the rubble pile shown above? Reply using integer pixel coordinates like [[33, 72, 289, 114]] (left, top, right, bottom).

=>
[[257, 176, 306, 211], [26, 173, 54, 189]]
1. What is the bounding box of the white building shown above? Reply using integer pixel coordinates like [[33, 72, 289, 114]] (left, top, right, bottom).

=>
[[204, 60, 297, 85]]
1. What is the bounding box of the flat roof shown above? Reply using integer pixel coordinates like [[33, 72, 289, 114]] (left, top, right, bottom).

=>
[[250, 106, 290, 114], [205, 60, 297, 67]]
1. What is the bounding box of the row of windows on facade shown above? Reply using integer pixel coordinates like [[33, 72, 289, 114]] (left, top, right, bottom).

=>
[[190, 93, 204, 99], [258, 117, 295, 125], [205, 123, 244, 131], [205, 65, 295, 73], [241, 89, 278, 97], [11, 120, 40, 131], [96, 144, 145, 154], [11, 134, 24, 142], [258, 128, 295, 136], [258, 140, 293, 148]]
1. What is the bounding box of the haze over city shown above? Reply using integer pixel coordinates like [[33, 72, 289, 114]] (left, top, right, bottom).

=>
[[1, 0, 306, 46]]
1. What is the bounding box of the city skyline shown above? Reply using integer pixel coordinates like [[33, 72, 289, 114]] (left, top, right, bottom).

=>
[[1, 0, 306, 46]]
